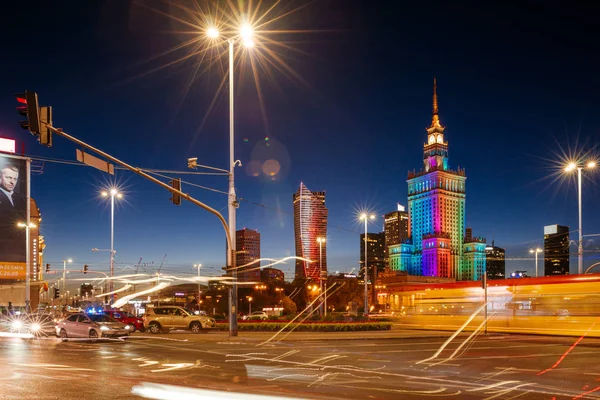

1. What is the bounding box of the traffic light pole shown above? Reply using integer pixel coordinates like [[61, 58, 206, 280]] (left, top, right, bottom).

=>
[[43, 124, 238, 336]]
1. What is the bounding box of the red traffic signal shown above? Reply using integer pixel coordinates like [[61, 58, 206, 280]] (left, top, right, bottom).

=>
[[15, 91, 41, 135]]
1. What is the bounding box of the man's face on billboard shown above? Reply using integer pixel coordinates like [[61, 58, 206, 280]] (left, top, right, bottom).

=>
[[0, 167, 19, 192]]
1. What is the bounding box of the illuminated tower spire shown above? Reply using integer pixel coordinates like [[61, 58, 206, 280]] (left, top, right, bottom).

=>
[[431, 78, 441, 128], [424, 78, 447, 172]]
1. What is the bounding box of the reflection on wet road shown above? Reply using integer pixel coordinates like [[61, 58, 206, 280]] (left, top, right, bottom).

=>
[[1, 333, 599, 399]]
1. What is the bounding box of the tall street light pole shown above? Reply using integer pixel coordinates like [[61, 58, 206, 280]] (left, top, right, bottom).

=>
[[194, 263, 202, 310], [101, 188, 122, 306], [530, 248, 542, 277], [564, 161, 596, 274], [62, 258, 72, 308], [206, 24, 254, 336], [317, 237, 326, 316], [17, 222, 36, 313], [360, 213, 375, 316]]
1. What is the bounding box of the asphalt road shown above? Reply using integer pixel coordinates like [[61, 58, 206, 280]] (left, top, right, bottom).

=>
[[1, 329, 600, 400]]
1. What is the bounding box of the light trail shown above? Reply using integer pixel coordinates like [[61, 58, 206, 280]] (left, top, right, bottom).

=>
[[112, 282, 170, 308], [131, 382, 296, 400], [415, 302, 486, 365]]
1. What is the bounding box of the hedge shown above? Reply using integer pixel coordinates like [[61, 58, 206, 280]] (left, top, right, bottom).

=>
[[213, 322, 392, 332]]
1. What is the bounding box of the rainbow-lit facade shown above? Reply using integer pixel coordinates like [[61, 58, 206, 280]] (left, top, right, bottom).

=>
[[389, 80, 485, 281]]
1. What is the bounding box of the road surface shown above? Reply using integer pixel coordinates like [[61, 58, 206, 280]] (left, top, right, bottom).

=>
[[1, 329, 599, 399]]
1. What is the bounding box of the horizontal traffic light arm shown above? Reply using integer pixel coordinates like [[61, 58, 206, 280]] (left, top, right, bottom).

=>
[[42, 124, 234, 266]]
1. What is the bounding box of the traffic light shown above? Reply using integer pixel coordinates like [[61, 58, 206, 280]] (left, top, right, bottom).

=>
[[45, 263, 51, 273], [39, 106, 53, 147], [16, 91, 40, 135], [83, 264, 89, 274], [54, 288, 60, 299], [169, 178, 182, 205]]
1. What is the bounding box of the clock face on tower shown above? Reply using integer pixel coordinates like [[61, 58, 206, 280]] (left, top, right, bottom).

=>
[[437, 134, 443, 143], [429, 135, 435, 144]]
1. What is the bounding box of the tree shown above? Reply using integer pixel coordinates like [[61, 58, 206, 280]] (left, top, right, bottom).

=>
[[281, 296, 297, 315]]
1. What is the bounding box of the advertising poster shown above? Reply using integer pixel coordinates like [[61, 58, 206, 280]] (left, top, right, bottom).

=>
[[0, 153, 28, 280]]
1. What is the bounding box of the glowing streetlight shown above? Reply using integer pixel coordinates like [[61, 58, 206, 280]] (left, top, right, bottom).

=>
[[197, 20, 256, 337], [564, 160, 597, 274], [207, 27, 219, 39], [316, 237, 326, 316], [529, 248, 542, 277], [359, 213, 376, 316], [101, 188, 123, 306], [248, 296, 253, 315], [240, 24, 253, 40]]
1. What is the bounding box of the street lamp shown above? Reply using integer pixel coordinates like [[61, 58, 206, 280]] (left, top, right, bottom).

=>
[[17, 222, 36, 312], [529, 248, 542, 277], [101, 188, 123, 306], [194, 263, 202, 310], [62, 258, 72, 308], [564, 160, 596, 274], [248, 296, 253, 315], [360, 213, 376, 316], [316, 237, 326, 316], [205, 24, 255, 337]]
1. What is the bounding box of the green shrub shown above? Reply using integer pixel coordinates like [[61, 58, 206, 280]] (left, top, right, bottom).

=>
[[214, 321, 392, 332]]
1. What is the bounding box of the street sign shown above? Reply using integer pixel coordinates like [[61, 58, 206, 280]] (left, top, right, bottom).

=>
[[45, 271, 57, 275], [76, 149, 114, 175]]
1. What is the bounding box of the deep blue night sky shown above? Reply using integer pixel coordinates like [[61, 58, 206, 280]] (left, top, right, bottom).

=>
[[1, 0, 599, 282]]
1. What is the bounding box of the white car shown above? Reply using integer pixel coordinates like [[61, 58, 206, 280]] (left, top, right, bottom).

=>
[[244, 311, 269, 321], [56, 313, 130, 340]]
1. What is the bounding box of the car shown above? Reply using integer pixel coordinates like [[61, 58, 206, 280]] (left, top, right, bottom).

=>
[[0, 313, 56, 337], [55, 313, 131, 340], [143, 306, 216, 334], [105, 310, 145, 332], [246, 311, 269, 321]]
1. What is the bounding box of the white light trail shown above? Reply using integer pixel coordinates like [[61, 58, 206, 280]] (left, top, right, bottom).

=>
[[131, 382, 295, 400], [112, 282, 170, 308]]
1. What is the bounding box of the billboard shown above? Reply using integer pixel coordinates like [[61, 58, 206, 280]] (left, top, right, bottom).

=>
[[0, 153, 29, 279]]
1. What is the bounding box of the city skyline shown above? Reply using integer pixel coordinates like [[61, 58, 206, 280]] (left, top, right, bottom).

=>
[[0, 1, 599, 284]]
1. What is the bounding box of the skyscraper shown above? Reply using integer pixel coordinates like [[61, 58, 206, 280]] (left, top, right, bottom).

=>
[[359, 232, 386, 279], [485, 241, 506, 280], [544, 224, 570, 276], [293, 182, 328, 281], [384, 205, 409, 246], [390, 79, 485, 281], [236, 228, 261, 282], [384, 205, 409, 269]]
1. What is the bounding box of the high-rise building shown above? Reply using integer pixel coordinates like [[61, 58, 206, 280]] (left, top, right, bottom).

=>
[[359, 232, 386, 280], [236, 228, 261, 282], [293, 182, 328, 281], [389, 79, 485, 281], [544, 224, 570, 276], [384, 205, 409, 268], [485, 241, 506, 280], [384, 205, 409, 246]]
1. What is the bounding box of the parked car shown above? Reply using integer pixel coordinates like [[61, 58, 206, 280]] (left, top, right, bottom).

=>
[[143, 306, 216, 334], [55, 313, 130, 340], [244, 311, 269, 321], [105, 310, 145, 332]]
